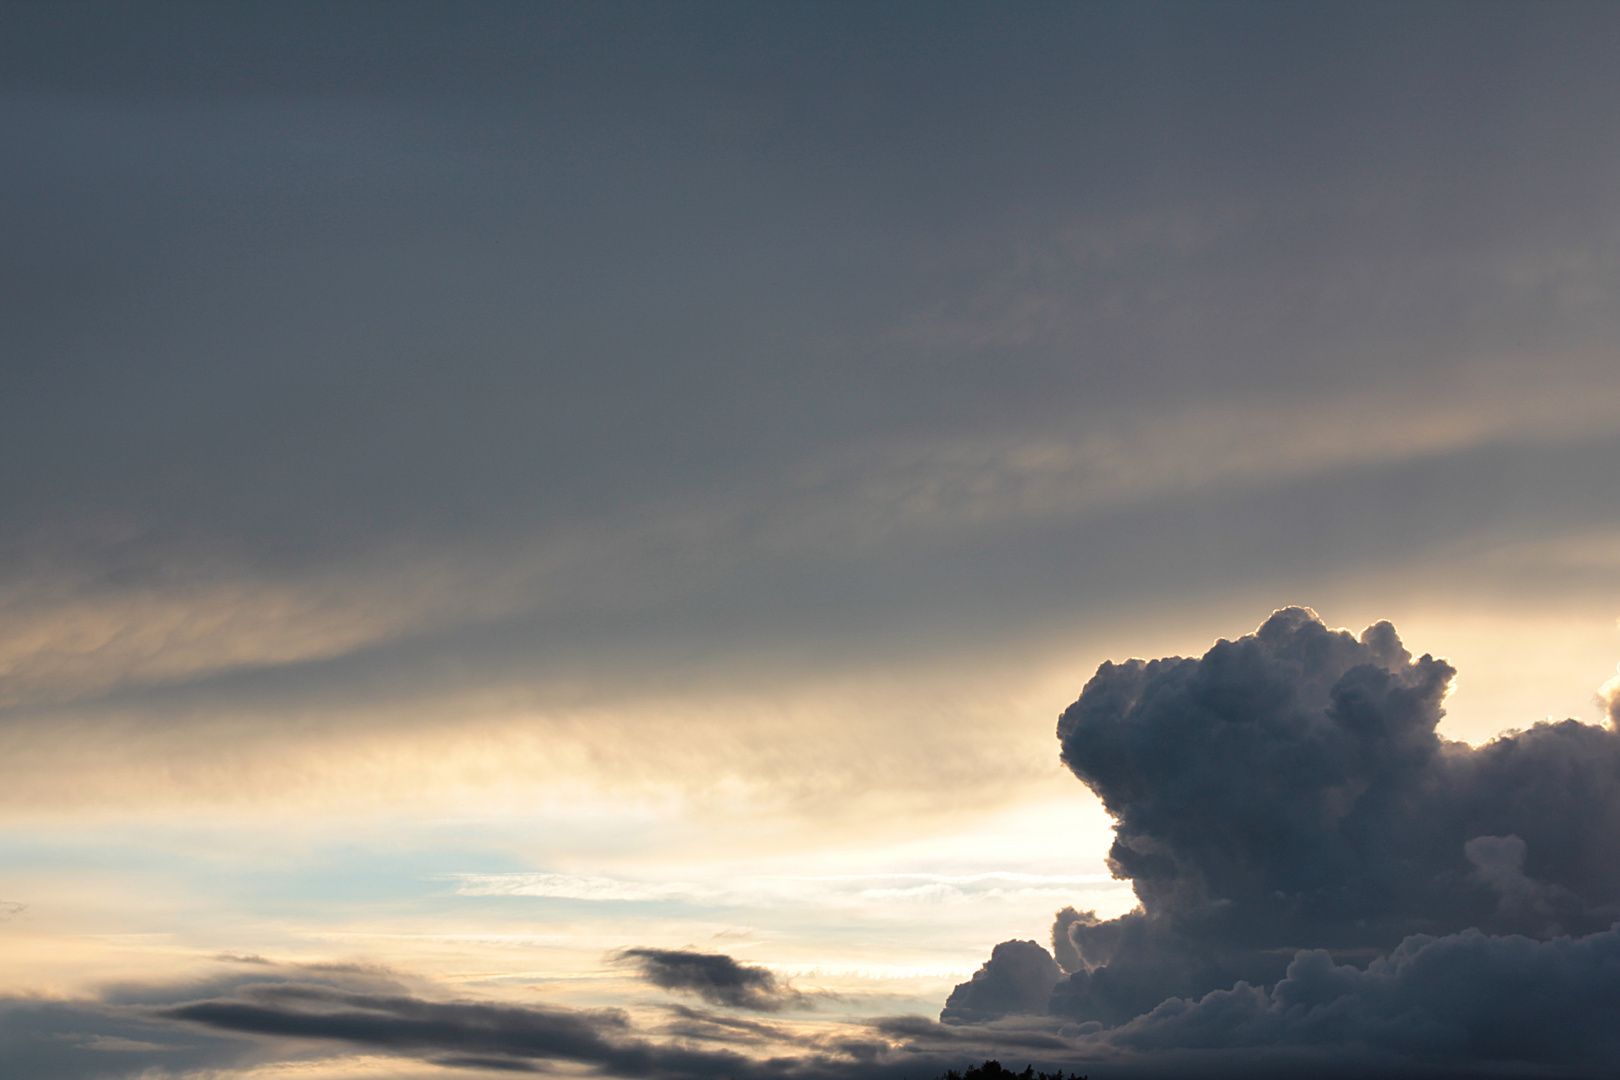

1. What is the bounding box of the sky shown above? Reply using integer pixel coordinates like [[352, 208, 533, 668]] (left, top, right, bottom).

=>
[[3, 2, 1620, 1077]]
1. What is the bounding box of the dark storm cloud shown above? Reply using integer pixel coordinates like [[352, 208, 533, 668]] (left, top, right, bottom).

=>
[[947, 608, 1620, 1074], [616, 947, 808, 1012], [1052, 608, 1620, 1016], [1107, 923, 1620, 1067], [940, 941, 1061, 1024]]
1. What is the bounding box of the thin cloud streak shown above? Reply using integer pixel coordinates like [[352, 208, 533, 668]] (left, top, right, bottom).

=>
[[447, 873, 1117, 908]]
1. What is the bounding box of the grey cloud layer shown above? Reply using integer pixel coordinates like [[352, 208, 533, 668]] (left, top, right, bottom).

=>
[[3, 4, 1620, 736], [947, 609, 1620, 1074]]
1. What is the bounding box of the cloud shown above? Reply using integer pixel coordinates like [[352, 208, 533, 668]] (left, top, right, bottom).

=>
[[0, 956, 781, 1080], [0, 954, 1086, 1080], [615, 948, 809, 1012], [870, 1015, 1078, 1055], [0, 997, 262, 1080], [0, 956, 794, 1080], [155, 981, 940, 1080], [658, 1003, 799, 1045], [1105, 923, 1620, 1067], [940, 941, 1061, 1025], [1601, 662, 1620, 725], [159, 984, 641, 1063], [7, 5, 1620, 841], [1048, 907, 1111, 975], [450, 871, 1111, 909], [456, 873, 723, 904], [946, 608, 1620, 1072]]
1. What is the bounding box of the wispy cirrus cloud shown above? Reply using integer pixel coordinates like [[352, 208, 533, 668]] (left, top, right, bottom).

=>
[[444, 872, 1118, 908]]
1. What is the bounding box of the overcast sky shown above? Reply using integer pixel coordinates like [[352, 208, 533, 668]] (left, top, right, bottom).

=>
[[4, 4, 1620, 1079]]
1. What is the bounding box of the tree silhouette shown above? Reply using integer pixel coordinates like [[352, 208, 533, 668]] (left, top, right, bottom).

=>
[[933, 1059, 1087, 1080]]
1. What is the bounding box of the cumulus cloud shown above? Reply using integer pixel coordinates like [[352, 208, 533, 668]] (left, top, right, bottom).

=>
[[940, 941, 1061, 1024], [1601, 662, 1620, 725], [947, 608, 1620, 1072], [616, 948, 809, 1012]]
